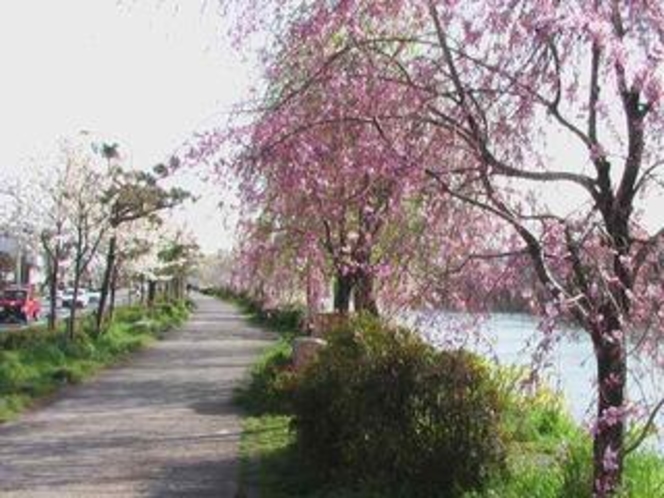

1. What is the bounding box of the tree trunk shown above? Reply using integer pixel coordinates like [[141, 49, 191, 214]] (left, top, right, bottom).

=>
[[95, 234, 117, 335], [139, 276, 145, 305], [67, 229, 86, 341], [592, 313, 627, 497], [353, 270, 379, 316], [68, 279, 80, 341], [147, 280, 156, 307], [109, 264, 118, 322], [333, 273, 354, 313], [47, 254, 59, 332]]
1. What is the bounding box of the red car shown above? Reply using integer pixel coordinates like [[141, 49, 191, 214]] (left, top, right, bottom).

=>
[[0, 286, 41, 323]]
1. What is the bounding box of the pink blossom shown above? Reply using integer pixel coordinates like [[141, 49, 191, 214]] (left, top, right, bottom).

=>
[[602, 445, 619, 472]]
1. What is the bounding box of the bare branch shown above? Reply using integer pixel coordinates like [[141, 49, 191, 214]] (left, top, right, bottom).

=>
[[625, 396, 664, 455]]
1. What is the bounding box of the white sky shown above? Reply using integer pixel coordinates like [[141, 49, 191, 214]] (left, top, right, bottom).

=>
[[0, 0, 253, 254], [0, 2, 661, 255]]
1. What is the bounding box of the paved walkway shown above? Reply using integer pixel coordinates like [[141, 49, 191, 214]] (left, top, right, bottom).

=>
[[0, 295, 273, 497]]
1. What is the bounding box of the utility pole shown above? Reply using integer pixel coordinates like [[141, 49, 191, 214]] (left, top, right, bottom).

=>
[[15, 244, 22, 284]]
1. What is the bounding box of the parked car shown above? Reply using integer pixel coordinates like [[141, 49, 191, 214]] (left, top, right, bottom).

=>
[[87, 289, 102, 305], [61, 288, 90, 308], [0, 285, 41, 323]]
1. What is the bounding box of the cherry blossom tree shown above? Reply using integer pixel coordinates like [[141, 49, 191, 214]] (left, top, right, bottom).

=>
[[0, 174, 43, 287], [201, 1, 664, 494], [192, 38, 498, 317], [55, 137, 114, 339], [2, 140, 105, 333], [122, 223, 199, 306], [37, 162, 74, 331], [230, 116, 428, 315]]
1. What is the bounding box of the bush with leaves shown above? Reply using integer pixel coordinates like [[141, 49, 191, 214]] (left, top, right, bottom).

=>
[[234, 339, 295, 415], [291, 315, 506, 497], [204, 286, 305, 334]]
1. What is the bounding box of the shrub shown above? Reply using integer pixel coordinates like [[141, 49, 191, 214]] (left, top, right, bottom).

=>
[[113, 306, 146, 324], [0, 351, 31, 394], [558, 437, 593, 498], [234, 339, 295, 415], [0, 326, 60, 350], [204, 287, 306, 335], [622, 451, 664, 497], [259, 305, 305, 335], [291, 315, 507, 497], [495, 366, 579, 453]]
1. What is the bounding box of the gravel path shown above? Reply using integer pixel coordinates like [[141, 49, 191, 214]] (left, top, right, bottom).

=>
[[0, 294, 273, 497]]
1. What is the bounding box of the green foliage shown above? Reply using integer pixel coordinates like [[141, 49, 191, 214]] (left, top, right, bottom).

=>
[[151, 301, 190, 325], [0, 303, 189, 423], [234, 339, 295, 416], [100, 163, 191, 226], [235, 322, 664, 498], [113, 306, 146, 324], [557, 437, 593, 498], [202, 287, 305, 336], [552, 439, 664, 498], [466, 369, 664, 498], [239, 415, 307, 498], [258, 305, 305, 334], [220, 288, 664, 498], [621, 451, 664, 497], [0, 325, 62, 350], [496, 368, 579, 453], [291, 315, 507, 497]]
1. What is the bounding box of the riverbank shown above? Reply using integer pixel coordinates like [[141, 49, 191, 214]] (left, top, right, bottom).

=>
[[0, 301, 190, 423], [411, 310, 664, 457], [239, 339, 664, 498], [212, 290, 664, 497]]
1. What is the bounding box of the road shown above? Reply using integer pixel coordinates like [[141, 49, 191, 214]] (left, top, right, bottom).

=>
[[0, 289, 133, 331], [0, 294, 273, 497]]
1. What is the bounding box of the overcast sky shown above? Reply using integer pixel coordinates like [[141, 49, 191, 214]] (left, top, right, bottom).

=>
[[0, 2, 661, 255], [0, 0, 252, 253]]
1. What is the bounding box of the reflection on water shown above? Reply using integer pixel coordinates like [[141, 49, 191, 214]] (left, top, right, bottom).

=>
[[409, 311, 664, 453]]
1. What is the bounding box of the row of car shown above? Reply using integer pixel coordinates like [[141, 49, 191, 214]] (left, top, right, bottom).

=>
[[0, 285, 102, 324], [57, 288, 102, 309]]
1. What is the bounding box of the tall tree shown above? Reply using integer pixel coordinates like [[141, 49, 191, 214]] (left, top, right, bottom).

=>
[[194, 44, 471, 316], [60, 140, 110, 340], [207, 1, 664, 494], [94, 149, 189, 334]]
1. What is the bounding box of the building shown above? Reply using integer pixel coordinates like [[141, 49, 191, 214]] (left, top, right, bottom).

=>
[[0, 234, 38, 286]]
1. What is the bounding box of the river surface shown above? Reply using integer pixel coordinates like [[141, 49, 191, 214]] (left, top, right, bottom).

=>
[[408, 311, 664, 452]]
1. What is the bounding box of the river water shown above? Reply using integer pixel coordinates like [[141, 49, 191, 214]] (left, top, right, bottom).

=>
[[408, 311, 664, 453]]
